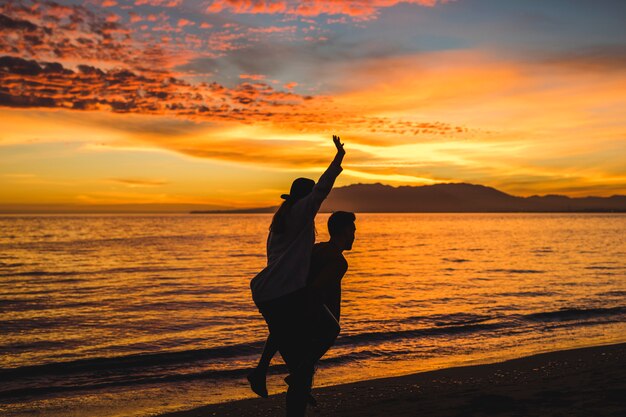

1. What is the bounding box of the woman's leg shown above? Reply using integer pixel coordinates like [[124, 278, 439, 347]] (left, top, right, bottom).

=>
[[247, 333, 279, 397], [257, 333, 279, 373]]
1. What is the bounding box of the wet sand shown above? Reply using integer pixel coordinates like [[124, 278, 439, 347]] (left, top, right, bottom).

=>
[[159, 343, 626, 417]]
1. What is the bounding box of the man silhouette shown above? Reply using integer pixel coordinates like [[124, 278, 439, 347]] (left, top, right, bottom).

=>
[[248, 211, 357, 406]]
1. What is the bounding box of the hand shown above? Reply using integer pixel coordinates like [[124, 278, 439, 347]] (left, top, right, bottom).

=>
[[333, 135, 345, 155]]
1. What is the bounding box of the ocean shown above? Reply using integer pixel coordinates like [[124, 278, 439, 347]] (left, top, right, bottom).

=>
[[1, 213, 625, 417]]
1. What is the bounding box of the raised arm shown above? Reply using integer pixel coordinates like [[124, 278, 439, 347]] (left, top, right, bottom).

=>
[[331, 134, 345, 167], [310, 135, 345, 201], [289, 135, 345, 222]]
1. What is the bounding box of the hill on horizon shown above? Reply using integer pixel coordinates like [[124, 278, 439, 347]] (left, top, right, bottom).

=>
[[194, 183, 626, 213]]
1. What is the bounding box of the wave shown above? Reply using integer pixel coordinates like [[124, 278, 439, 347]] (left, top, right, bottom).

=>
[[0, 349, 385, 400], [0, 266, 201, 278], [396, 312, 496, 327], [0, 234, 210, 249], [496, 291, 555, 297], [0, 341, 266, 381], [0, 271, 78, 277], [338, 306, 625, 346], [0, 262, 25, 267], [336, 322, 507, 347], [442, 258, 471, 263], [2, 305, 623, 399], [598, 290, 626, 297], [0, 366, 257, 400], [523, 306, 626, 322], [0, 319, 513, 383], [584, 265, 622, 270]]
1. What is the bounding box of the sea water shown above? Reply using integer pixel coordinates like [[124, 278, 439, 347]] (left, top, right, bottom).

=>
[[1, 213, 625, 416]]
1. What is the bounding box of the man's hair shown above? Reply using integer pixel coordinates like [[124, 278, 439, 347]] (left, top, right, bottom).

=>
[[328, 211, 356, 237]]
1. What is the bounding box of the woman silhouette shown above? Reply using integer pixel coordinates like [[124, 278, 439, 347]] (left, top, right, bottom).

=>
[[250, 135, 345, 417]]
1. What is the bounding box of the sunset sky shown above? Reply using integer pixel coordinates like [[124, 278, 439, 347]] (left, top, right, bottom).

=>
[[1, 0, 625, 211]]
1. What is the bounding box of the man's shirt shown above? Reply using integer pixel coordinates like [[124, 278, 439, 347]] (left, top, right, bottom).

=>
[[307, 241, 348, 320]]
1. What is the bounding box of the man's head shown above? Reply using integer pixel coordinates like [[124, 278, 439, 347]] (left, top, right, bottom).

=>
[[328, 211, 356, 251]]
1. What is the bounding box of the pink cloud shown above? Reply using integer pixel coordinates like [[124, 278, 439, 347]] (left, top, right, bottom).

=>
[[135, 0, 182, 7], [106, 13, 121, 22], [0, 1, 235, 76], [0, 56, 311, 118], [0, 2, 136, 68], [207, 0, 288, 14], [240, 73, 266, 80], [177, 18, 195, 27], [0, 0, 470, 150], [205, 0, 448, 19], [206, 30, 246, 51], [248, 25, 297, 33], [129, 12, 143, 23]]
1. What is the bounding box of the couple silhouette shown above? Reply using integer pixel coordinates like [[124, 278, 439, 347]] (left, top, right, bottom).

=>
[[249, 135, 356, 417]]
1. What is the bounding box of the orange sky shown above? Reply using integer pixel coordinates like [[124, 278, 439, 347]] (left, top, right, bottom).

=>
[[1, 0, 625, 211]]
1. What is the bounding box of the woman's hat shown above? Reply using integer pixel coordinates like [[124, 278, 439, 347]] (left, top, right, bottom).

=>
[[281, 177, 315, 201]]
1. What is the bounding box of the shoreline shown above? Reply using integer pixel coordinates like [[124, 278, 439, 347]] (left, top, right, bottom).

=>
[[159, 342, 626, 417]]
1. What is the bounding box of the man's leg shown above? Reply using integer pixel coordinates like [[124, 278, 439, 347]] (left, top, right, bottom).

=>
[[279, 336, 313, 417], [289, 302, 340, 385], [257, 289, 312, 417], [310, 303, 340, 362]]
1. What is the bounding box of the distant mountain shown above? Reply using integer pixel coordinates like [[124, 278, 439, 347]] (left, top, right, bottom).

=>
[[321, 183, 626, 212], [193, 183, 626, 213]]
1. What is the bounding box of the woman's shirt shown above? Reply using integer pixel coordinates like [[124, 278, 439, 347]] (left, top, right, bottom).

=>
[[250, 160, 342, 303]]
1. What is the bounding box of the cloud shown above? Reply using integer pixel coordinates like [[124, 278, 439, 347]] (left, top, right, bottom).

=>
[[205, 1, 449, 20], [538, 44, 626, 73], [0, 55, 312, 118], [0, 3, 472, 145], [0, 0, 465, 140], [181, 32, 414, 91], [0, 1, 138, 69], [240, 73, 266, 80], [135, 0, 182, 7], [107, 177, 168, 187], [248, 25, 298, 33], [177, 18, 195, 27], [0, 0, 236, 72]]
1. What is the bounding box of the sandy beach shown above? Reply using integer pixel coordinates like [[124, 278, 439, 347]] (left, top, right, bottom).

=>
[[159, 343, 626, 417]]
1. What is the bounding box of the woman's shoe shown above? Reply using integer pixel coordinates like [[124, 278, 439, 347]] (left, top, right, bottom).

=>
[[247, 369, 269, 398]]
